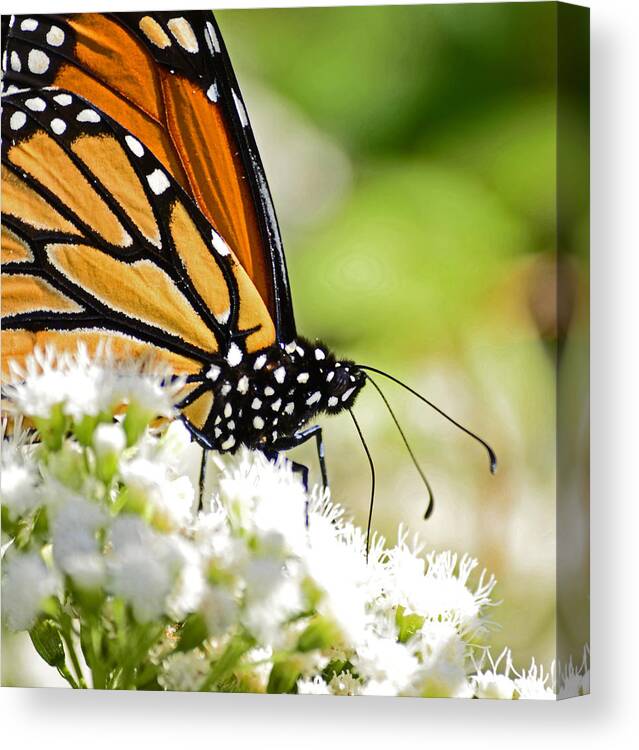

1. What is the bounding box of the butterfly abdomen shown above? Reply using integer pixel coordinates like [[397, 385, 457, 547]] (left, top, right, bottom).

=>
[[179, 338, 365, 452]]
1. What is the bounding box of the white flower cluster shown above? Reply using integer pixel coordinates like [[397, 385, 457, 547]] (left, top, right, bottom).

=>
[[0, 346, 589, 697]]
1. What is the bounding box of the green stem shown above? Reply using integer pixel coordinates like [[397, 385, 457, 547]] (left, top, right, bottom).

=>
[[89, 625, 108, 689], [57, 664, 80, 689], [79, 616, 107, 689], [60, 626, 87, 689]]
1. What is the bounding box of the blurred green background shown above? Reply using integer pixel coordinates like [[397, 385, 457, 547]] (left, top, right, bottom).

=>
[[216, 1, 589, 670], [3, 2, 589, 685]]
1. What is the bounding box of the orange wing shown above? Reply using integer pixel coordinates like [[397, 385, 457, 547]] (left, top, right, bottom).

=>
[[1, 87, 279, 437], [1, 11, 296, 341]]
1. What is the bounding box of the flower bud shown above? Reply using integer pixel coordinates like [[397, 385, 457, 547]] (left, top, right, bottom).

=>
[[123, 400, 153, 447], [93, 423, 126, 483], [29, 619, 65, 668], [94, 422, 126, 456], [34, 403, 67, 452]]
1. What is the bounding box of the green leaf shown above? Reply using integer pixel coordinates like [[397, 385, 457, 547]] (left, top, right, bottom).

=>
[[395, 605, 425, 643], [46, 448, 86, 490], [1, 506, 17, 538], [322, 658, 354, 683], [300, 577, 323, 610], [267, 658, 302, 694], [34, 404, 67, 451], [73, 414, 99, 447], [123, 402, 152, 447], [177, 613, 208, 652], [200, 634, 254, 691], [114, 487, 148, 519], [96, 452, 119, 485], [70, 580, 104, 613], [297, 616, 342, 652]]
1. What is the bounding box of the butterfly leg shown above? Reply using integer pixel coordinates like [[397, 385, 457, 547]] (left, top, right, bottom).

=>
[[198, 447, 209, 510], [272, 425, 328, 489], [262, 448, 309, 487]]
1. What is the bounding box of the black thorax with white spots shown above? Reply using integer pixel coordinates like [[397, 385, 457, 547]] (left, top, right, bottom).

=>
[[192, 338, 365, 451]]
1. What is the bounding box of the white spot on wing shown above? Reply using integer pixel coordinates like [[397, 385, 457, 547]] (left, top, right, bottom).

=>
[[306, 391, 321, 406], [125, 135, 144, 157], [50, 118, 66, 135], [255, 170, 280, 250], [253, 416, 264, 430], [253, 354, 267, 370], [271, 399, 281, 412], [9, 111, 26, 131], [328, 396, 338, 408], [204, 21, 221, 55], [251, 398, 262, 410], [237, 376, 249, 394], [315, 348, 326, 360], [46, 26, 65, 47], [76, 109, 101, 123], [53, 93, 72, 106], [139, 16, 171, 49], [221, 435, 235, 450], [273, 367, 286, 384], [167, 17, 199, 53], [20, 19, 38, 32], [224, 403, 232, 418], [25, 97, 46, 111], [296, 372, 309, 384], [232, 90, 248, 128], [206, 83, 219, 102], [211, 231, 230, 256], [206, 364, 221, 381], [215, 308, 230, 325], [226, 342, 243, 367], [28, 49, 50, 75], [284, 402, 295, 415], [10, 51, 21, 72], [147, 169, 170, 195]]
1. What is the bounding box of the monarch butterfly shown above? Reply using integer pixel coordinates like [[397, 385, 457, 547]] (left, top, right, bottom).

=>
[[1, 11, 495, 520]]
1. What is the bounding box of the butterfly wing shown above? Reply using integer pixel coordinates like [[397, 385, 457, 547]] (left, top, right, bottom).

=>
[[1, 10, 296, 342], [2, 86, 279, 437]]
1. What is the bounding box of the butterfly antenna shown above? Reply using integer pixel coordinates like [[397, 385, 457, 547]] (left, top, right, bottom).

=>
[[348, 408, 376, 563], [363, 372, 435, 520], [358, 365, 497, 474]]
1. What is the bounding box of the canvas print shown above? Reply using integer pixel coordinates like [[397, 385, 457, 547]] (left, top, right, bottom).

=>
[[1, 3, 589, 699]]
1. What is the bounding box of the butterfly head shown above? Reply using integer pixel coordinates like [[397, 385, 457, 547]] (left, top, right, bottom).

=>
[[280, 339, 366, 419], [254, 339, 365, 441]]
